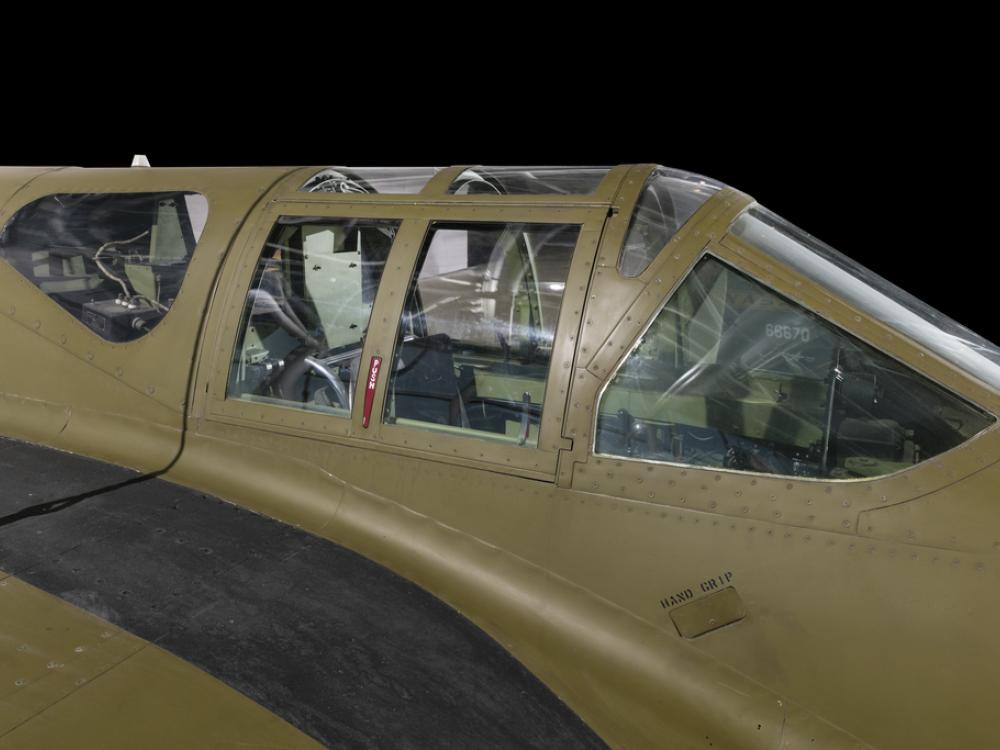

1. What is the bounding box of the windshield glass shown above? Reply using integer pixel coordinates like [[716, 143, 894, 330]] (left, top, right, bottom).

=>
[[618, 167, 723, 277], [730, 206, 1000, 392]]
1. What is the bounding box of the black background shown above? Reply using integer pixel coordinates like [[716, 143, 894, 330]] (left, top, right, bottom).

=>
[[2, 68, 993, 344]]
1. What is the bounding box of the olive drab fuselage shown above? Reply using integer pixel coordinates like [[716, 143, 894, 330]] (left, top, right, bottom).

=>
[[1, 164, 998, 750]]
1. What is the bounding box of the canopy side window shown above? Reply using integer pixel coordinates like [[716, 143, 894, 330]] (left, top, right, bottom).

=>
[[383, 221, 579, 447], [227, 217, 399, 418], [595, 256, 995, 479], [618, 168, 722, 278], [0, 192, 208, 342]]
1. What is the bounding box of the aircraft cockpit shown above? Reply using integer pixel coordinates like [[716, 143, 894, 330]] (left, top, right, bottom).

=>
[[3, 165, 989, 483], [224, 164, 998, 479]]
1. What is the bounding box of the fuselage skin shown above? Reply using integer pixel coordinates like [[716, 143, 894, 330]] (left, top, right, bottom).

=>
[[1, 165, 996, 750]]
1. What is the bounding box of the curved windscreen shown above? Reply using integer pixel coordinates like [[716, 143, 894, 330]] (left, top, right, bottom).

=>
[[618, 167, 723, 277], [731, 207, 1000, 392], [0, 192, 208, 342]]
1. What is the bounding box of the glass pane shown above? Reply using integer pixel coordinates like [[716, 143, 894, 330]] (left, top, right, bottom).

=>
[[732, 207, 1000, 390], [618, 167, 722, 277], [447, 167, 609, 196], [595, 257, 994, 479], [228, 217, 399, 417], [0, 192, 207, 342], [301, 167, 441, 195], [384, 221, 580, 446]]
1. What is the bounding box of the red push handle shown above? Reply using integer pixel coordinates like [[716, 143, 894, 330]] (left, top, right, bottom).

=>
[[362, 356, 382, 428]]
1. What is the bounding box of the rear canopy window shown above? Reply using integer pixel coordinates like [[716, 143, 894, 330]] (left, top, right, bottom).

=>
[[0, 192, 208, 342]]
